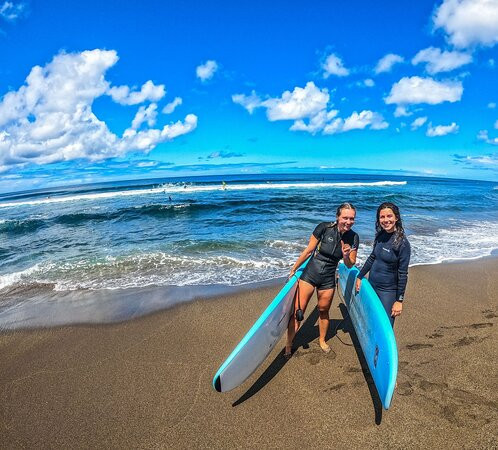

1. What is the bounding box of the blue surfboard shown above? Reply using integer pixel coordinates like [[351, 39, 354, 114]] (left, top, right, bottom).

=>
[[212, 259, 310, 392], [338, 263, 398, 409]]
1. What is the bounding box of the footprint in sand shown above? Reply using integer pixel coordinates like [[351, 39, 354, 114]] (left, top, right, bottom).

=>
[[398, 361, 409, 369], [323, 382, 346, 393], [405, 343, 433, 350], [419, 380, 447, 392], [469, 322, 493, 329], [426, 332, 443, 339], [397, 381, 413, 396], [453, 335, 489, 347], [344, 366, 362, 374], [481, 309, 498, 319]]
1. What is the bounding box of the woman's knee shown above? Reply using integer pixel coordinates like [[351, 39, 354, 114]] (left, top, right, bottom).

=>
[[317, 301, 332, 316]]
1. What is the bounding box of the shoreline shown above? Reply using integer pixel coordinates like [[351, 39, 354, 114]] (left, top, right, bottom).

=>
[[1, 254, 498, 331], [0, 258, 497, 448]]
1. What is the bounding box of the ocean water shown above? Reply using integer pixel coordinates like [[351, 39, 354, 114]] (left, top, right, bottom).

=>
[[1, 173, 497, 329]]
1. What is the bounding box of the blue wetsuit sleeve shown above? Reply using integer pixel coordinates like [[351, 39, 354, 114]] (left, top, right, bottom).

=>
[[358, 247, 375, 279], [396, 239, 411, 302]]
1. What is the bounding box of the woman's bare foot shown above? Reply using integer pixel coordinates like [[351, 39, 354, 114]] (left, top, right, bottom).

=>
[[284, 344, 292, 359], [319, 341, 331, 353]]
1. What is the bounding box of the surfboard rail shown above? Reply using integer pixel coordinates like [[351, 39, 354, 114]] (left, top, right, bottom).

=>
[[212, 258, 310, 392], [338, 263, 398, 409]]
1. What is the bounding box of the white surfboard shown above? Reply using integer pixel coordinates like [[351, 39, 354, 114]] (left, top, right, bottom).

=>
[[212, 259, 309, 392]]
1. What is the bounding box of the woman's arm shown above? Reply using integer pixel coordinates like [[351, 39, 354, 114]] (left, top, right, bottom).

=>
[[289, 234, 319, 277], [358, 249, 375, 279], [396, 240, 411, 302], [355, 249, 375, 292], [342, 233, 359, 268]]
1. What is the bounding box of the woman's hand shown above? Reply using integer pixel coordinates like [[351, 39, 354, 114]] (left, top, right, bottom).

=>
[[288, 268, 296, 279], [355, 277, 362, 293], [391, 301, 403, 318], [341, 242, 352, 258]]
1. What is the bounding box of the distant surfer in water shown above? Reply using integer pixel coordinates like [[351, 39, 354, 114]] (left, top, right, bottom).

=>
[[356, 202, 411, 326], [286, 203, 359, 357]]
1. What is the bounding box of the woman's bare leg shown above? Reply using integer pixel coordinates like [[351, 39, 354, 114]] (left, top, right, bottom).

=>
[[285, 280, 315, 355], [317, 288, 335, 352]]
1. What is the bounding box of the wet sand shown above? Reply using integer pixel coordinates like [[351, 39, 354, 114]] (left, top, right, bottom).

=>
[[1, 259, 497, 449]]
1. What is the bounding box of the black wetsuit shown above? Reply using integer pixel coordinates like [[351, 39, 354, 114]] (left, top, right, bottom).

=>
[[301, 222, 359, 290], [358, 230, 411, 326]]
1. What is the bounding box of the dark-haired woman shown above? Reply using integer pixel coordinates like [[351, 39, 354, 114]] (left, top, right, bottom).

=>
[[285, 203, 359, 357], [356, 202, 411, 326]]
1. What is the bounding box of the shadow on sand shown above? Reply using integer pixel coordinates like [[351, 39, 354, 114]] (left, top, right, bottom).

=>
[[232, 301, 383, 425], [232, 306, 342, 408], [338, 303, 383, 425]]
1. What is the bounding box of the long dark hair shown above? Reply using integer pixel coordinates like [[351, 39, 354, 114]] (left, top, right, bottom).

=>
[[375, 202, 405, 248], [329, 202, 356, 228]]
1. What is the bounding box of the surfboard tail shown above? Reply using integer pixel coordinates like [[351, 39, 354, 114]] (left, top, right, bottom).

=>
[[213, 375, 222, 392]]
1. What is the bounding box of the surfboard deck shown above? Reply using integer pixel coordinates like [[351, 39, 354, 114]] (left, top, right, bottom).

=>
[[338, 263, 398, 409], [212, 259, 309, 393]]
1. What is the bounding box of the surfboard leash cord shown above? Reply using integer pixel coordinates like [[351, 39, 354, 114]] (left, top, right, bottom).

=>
[[334, 275, 353, 347]]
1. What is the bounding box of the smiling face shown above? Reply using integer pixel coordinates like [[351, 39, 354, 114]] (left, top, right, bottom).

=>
[[337, 207, 356, 233], [378, 207, 398, 233]]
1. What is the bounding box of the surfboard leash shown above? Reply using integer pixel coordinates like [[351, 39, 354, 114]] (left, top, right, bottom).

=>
[[333, 274, 353, 347]]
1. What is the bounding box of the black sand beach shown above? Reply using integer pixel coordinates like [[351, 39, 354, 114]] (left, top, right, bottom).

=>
[[1, 259, 497, 448]]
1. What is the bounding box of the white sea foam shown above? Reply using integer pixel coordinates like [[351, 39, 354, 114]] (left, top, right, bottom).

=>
[[2, 219, 497, 292], [408, 220, 498, 265], [0, 181, 407, 209], [266, 239, 305, 250], [0, 264, 42, 290]]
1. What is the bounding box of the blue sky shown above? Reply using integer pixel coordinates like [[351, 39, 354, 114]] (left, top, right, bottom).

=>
[[0, 0, 497, 192]]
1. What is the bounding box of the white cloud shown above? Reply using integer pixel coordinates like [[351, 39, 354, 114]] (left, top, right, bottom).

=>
[[433, 0, 498, 48], [319, 110, 388, 135], [262, 82, 330, 121], [411, 116, 428, 130], [233, 82, 388, 135], [426, 122, 459, 136], [136, 161, 159, 168], [290, 110, 339, 134], [364, 78, 375, 87], [488, 102, 496, 108], [375, 53, 404, 74], [232, 91, 263, 114], [322, 53, 350, 78], [342, 110, 389, 132], [120, 114, 197, 151], [196, 60, 218, 81], [495, 119, 498, 129], [0, 49, 197, 171], [0, 1, 25, 21], [162, 97, 182, 114], [412, 47, 472, 74], [385, 76, 463, 105], [107, 80, 165, 105], [478, 129, 498, 144], [131, 103, 158, 129], [394, 106, 412, 117], [454, 152, 498, 167]]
